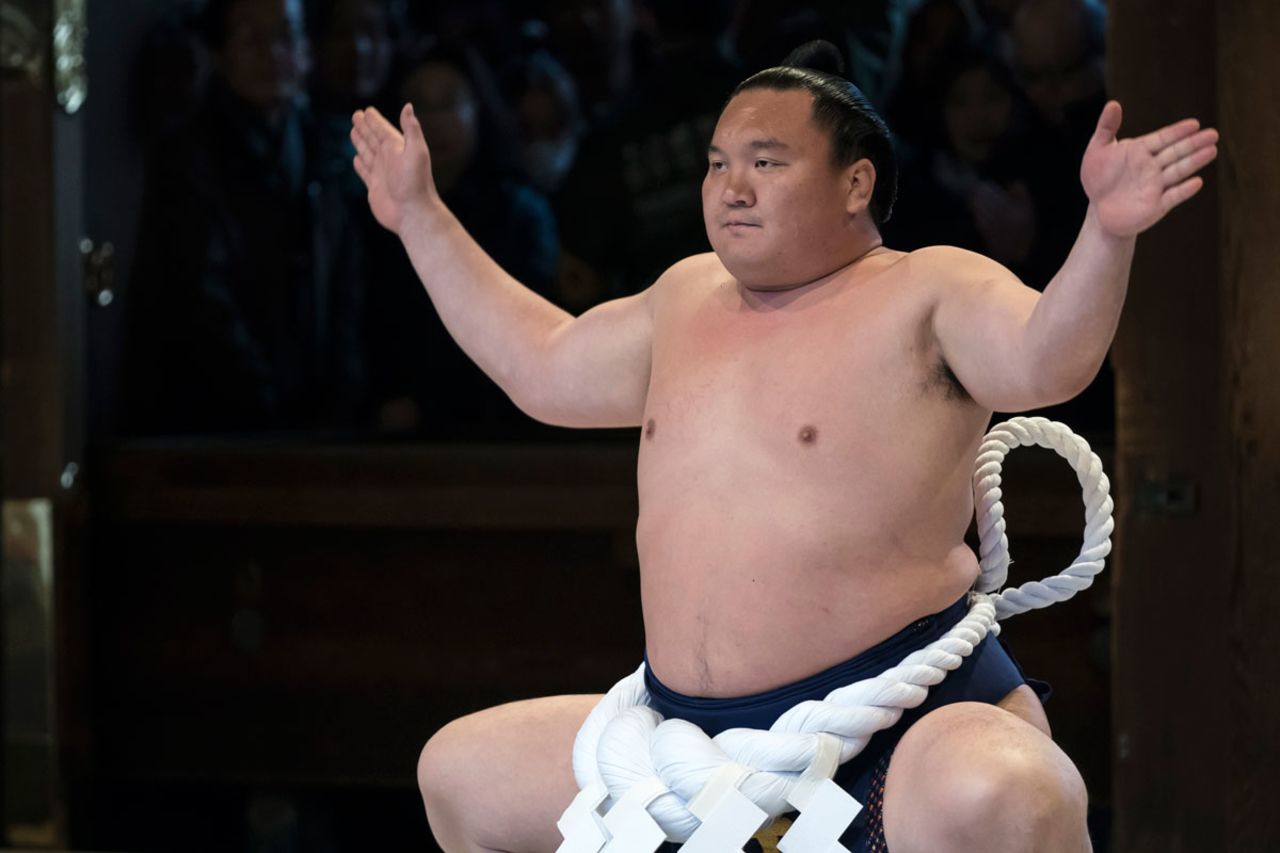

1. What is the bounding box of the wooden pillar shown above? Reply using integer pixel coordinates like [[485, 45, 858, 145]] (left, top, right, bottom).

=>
[[1111, 1, 1280, 849], [1217, 2, 1280, 848]]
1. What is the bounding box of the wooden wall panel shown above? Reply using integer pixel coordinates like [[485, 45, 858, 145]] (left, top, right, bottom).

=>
[[1218, 2, 1280, 848], [1112, 1, 1280, 850], [1109, 2, 1227, 851], [88, 523, 647, 785]]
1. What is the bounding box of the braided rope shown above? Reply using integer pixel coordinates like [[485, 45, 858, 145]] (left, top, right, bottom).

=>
[[973, 417, 1113, 618], [557, 417, 1111, 851]]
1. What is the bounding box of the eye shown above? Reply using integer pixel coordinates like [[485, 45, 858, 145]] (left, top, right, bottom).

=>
[[708, 160, 726, 172], [754, 159, 775, 169]]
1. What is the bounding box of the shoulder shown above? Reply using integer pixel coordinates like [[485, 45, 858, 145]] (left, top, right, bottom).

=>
[[638, 252, 724, 325], [901, 245, 1016, 287], [648, 252, 724, 296], [896, 246, 1028, 318]]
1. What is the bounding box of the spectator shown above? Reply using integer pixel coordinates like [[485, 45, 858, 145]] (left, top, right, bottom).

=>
[[884, 0, 981, 150], [1010, 0, 1113, 430], [511, 50, 585, 197], [540, 0, 640, 123], [131, 3, 212, 147], [887, 49, 1040, 280], [122, 0, 367, 435], [306, 0, 398, 205], [400, 47, 558, 292], [553, 0, 738, 300], [306, 0, 396, 115], [365, 46, 560, 434], [1012, 0, 1105, 136], [972, 0, 1024, 61], [1010, 0, 1107, 281]]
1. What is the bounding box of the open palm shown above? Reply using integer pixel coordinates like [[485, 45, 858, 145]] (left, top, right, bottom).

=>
[[350, 103, 437, 236], [1081, 101, 1218, 238]]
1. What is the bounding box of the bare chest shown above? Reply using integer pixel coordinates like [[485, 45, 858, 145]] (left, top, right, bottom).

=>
[[642, 279, 939, 457]]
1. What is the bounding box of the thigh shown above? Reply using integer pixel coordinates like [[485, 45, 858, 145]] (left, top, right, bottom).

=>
[[999, 683, 1052, 737], [419, 694, 602, 853]]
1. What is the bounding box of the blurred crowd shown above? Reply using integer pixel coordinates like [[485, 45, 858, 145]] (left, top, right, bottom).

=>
[[120, 0, 1110, 439]]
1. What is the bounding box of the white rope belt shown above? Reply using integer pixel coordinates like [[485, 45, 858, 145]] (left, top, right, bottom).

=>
[[557, 417, 1113, 852]]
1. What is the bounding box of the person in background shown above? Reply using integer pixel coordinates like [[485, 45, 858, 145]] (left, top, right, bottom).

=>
[[365, 45, 560, 435], [1010, 0, 1107, 268], [887, 48, 1039, 281], [1012, 0, 1105, 138], [1009, 0, 1113, 429], [883, 0, 980, 150], [540, 0, 640, 124], [307, 0, 395, 114], [306, 0, 398, 204], [511, 50, 585, 198], [131, 3, 213, 148], [122, 0, 366, 435], [552, 0, 739, 301]]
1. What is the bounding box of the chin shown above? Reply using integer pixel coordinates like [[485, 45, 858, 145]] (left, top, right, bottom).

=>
[[712, 239, 790, 285], [717, 255, 790, 291]]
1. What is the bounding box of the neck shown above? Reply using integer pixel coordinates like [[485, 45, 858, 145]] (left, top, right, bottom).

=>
[[740, 238, 886, 297]]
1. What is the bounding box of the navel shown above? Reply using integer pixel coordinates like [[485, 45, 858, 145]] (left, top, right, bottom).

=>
[[645, 418, 656, 440], [797, 424, 818, 445]]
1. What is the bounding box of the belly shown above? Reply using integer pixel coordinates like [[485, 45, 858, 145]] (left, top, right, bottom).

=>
[[635, 433, 982, 697]]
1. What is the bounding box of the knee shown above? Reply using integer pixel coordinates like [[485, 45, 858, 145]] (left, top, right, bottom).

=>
[[889, 704, 1089, 852], [416, 717, 471, 809], [949, 736, 1088, 841]]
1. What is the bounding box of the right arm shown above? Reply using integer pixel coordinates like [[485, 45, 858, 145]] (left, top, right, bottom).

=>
[[352, 104, 652, 428]]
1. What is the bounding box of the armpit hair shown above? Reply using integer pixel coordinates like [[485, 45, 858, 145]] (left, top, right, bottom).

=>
[[932, 357, 972, 403]]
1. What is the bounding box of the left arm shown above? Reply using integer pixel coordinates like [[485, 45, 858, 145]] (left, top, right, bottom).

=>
[[932, 100, 1218, 411]]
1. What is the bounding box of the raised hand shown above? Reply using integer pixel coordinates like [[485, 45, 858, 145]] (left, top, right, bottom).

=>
[[351, 103, 437, 236], [1080, 100, 1218, 238]]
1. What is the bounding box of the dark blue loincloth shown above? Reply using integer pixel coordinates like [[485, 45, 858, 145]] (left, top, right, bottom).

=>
[[644, 595, 1049, 852]]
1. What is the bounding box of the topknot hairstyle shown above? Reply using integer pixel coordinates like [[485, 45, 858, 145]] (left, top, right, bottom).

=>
[[730, 40, 898, 227]]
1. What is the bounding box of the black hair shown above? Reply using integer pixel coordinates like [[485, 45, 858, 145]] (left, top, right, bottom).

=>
[[199, 0, 308, 49], [198, 0, 236, 48], [730, 40, 898, 227], [303, 0, 399, 44]]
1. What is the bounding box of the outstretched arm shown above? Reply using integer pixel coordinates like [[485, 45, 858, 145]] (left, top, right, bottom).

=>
[[351, 104, 652, 428], [932, 101, 1219, 412]]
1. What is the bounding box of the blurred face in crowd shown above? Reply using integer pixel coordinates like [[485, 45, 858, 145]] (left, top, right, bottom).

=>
[[404, 62, 479, 190], [977, 0, 1022, 23], [903, 0, 968, 86], [518, 83, 579, 192], [547, 0, 635, 63], [1012, 0, 1104, 126], [703, 88, 872, 291], [944, 64, 1013, 165], [314, 0, 394, 103], [546, 0, 635, 107], [218, 0, 309, 110]]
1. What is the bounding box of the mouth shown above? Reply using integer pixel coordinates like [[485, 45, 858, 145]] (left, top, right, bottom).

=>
[[722, 220, 761, 231]]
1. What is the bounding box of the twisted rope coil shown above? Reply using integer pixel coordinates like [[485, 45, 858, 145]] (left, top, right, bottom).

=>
[[558, 417, 1111, 851]]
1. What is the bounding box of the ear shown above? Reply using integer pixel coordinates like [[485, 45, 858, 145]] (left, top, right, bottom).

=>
[[844, 158, 877, 217]]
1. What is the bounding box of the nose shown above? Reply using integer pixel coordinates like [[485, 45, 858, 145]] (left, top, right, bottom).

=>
[[721, 168, 754, 207]]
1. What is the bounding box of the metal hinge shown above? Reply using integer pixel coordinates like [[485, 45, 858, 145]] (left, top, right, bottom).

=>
[[79, 237, 115, 306]]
